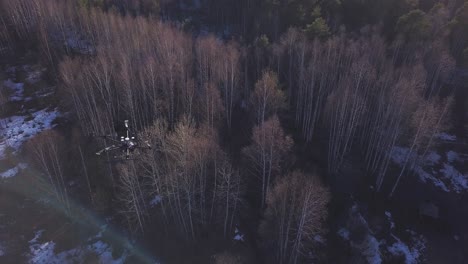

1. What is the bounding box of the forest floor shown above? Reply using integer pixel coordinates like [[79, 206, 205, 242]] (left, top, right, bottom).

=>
[[328, 127, 468, 263], [0, 54, 139, 264], [389, 139, 468, 264], [0, 52, 249, 264]]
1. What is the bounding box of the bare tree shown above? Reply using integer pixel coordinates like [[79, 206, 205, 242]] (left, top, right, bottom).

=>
[[116, 162, 147, 233], [390, 97, 451, 197], [259, 171, 330, 264], [215, 159, 243, 238], [1, 0, 40, 40], [25, 131, 71, 214], [219, 42, 241, 132], [360, 65, 423, 191], [142, 117, 222, 239], [250, 70, 285, 125], [0, 17, 12, 56], [243, 115, 293, 208], [325, 69, 367, 175]]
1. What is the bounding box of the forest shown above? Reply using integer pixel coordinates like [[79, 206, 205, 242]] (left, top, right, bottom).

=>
[[0, 0, 467, 263]]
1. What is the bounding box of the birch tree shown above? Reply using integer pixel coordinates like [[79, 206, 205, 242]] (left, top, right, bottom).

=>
[[259, 171, 330, 264], [250, 70, 285, 125], [25, 131, 71, 214], [243, 115, 293, 208], [219, 42, 241, 132], [116, 162, 147, 233], [215, 159, 243, 238], [390, 97, 451, 197]]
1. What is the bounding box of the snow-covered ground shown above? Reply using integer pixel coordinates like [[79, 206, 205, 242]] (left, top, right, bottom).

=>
[[339, 227, 383, 264], [0, 67, 60, 165], [233, 227, 244, 242], [28, 226, 128, 264], [387, 231, 426, 264], [0, 163, 27, 178], [385, 211, 395, 230], [55, 30, 95, 55], [338, 205, 426, 264], [23, 65, 46, 84], [438, 133, 457, 142], [338, 205, 383, 264], [3, 79, 27, 102], [1, 64, 134, 264], [149, 195, 162, 208], [0, 109, 60, 158], [390, 139, 468, 193]]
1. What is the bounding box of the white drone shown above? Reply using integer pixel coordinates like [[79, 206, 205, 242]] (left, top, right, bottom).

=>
[[95, 120, 151, 160]]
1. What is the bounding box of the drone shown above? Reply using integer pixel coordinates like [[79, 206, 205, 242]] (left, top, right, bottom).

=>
[[95, 120, 151, 160]]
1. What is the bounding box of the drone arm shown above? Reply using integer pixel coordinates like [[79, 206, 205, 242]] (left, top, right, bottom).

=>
[[144, 141, 152, 149], [96, 145, 119, 155]]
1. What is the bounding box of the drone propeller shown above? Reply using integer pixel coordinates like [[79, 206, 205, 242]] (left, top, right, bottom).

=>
[[141, 140, 152, 149]]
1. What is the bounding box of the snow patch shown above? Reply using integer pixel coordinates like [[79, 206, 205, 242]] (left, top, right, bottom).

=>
[[314, 235, 325, 244], [425, 151, 441, 164], [338, 228, 350, 240], [437, 133, 456, 141], [28, 229, 128, 264], [388, 231, 426, 264], [3, 79, 24, 102], [29, 241, 57, 264], [385, 211, 395, 230], [233, 234, 244, 241], [338, 204, 383, 264], [359, 235, 382, 264], [389, 146, 412, 166], [340, 204, 426, 264], [0, 166, 19, 178], [440, 163, 468, 193], [0, 163, 27, 178], [390, 146, 468, 193], [233, 227, 244, 242], [0, 109, 60, 157], [23, 65, 46, 84], [29, 230, 44, 244], [150, 195, 162, 207], [446, 151, 462, 163], [88, 240, 127, 264], [88, 225, 107, 241], [414, 164, 450, 192]]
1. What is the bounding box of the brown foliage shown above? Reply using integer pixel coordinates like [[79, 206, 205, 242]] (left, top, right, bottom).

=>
[[139, 117, 243, 238], [250, 70, 285, 125], [115, 162, 147, 232], [260, 171, 330, 264], [243, 115, 293, 207]]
